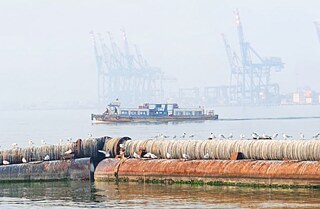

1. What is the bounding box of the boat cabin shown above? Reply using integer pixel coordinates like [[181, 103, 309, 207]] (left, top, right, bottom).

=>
[[104, 100, 205, 117]]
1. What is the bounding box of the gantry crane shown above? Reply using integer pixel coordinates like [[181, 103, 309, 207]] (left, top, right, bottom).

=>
[[315, 21, 320, 44], [91, 30, 164, 106], [222, 10, 284, 105]]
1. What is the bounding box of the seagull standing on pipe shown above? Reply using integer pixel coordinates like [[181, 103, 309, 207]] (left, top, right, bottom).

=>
[[299, 133, 305, 139], [272, 133, 278, 139], [282, 133, 292, 140], [208, 133, 216, 140], [98, 150, 111, 158], [252, 132, 259, 139]]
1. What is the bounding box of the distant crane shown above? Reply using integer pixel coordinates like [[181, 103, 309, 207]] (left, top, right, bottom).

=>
[[314, 21, 320, 44], [222, 10, 284, 105], [90, 30, 164, 106]]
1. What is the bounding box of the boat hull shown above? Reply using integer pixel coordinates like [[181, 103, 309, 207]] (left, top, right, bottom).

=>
[[91, 114, 218, 123]]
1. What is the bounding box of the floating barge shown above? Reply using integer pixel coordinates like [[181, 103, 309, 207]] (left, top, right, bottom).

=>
[[91, 100, 218, 123]]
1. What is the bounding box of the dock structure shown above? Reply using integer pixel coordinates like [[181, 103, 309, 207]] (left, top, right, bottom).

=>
[[2, 136, 320, 187]]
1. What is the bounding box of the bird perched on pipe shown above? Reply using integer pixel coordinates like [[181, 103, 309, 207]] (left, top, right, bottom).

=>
[[282, 133, 292, 140], [182, 153, 190, 160], [203, 153, 210, 159], [312, 133, 320, 139], [98, 150, 111, 158], [133, 152, 141, 159], [44, 155, 50, 161], [64, 149, 74, 155], [3, 160, 10, 165], [22, 157, 27, 163], [272, 133, 278, 139], [166, 152, 171, 159], [208, 133, 216, 140]]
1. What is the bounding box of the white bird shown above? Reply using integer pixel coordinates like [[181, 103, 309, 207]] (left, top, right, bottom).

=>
[[240, 134, 245, 139], [252, 132, 259, 139], [98, 150, 111, 158], [282, 133, 292, 140], [166, 152, 171, 159], [182, 153, 190, 160], [133, 152, 141, 159], [44, 155, 50, 161], [22, 157, 27, 163], [272, 133, 278, 139], [143, 152, 151, 158], [3, 160, 9, 165], [88, 133, 92, 138], [28, 140, 34, 146], [181, 133, 186, 138], [150, 153, 158, 159], [41, 139, 46, 145], [64, 149, 73, 155], [67, 137, 73, 143], [11, 143, 18, 148], [312, 133, 320, 139], [203, 153, 210, 159], [189, 134, 195, 138], [172, 135, 177, 139], [227, 133, 233, 139], [208, 133, 216, 140], [262, 133, 271, 139], [299, 133, 305, 139], [218, 134, 225, 139]]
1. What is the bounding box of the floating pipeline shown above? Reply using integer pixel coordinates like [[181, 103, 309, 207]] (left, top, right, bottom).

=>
[[0, 136, 132, 182], [123, 139, 320, 161], [0, 158, 91, 182], [94, 158, 320, 187], [0, 137, 108, 165]]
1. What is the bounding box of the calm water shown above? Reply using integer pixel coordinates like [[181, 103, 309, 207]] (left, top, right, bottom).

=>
[[1, 105, 320, 208]]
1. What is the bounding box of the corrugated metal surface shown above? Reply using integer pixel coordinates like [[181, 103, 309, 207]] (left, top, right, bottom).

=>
[[124, 139, 320, 161], [95, 158, 320, 186], [0, 158, 91, 181]]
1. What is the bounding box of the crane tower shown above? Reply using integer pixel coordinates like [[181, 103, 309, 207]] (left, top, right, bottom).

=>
[[222, 10, 284, 105], [90, 30, 164, 106]]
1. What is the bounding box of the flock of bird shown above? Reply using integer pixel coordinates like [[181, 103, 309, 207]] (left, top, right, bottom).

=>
[[1, 136, 81, 165], [152, 132, 320, 140]]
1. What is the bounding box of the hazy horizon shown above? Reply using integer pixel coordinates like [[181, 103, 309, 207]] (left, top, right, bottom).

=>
[[0, 0, 320, 107]]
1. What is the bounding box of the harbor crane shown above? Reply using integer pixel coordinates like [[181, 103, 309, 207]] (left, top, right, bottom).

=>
[[315, 21, 320, 44], [222, 10, 284, 105], [90, 30, 164, 106]]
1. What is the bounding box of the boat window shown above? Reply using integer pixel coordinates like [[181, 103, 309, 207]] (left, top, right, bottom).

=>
[[121, 110, 129, 115], [130, 111, 138, 115], [185, 111, 193, 116], [194, 111, 202, 116], [139, 111, 147, 115]]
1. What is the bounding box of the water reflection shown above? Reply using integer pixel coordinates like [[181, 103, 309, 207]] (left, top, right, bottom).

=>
[[0, 181, 319, 208], [95, 182, 320, 208]]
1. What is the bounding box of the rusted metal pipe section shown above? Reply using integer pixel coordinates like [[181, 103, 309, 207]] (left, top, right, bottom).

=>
[[95, 158, 320, 186], [124, 139, 320, 161], [0, 158, 91, 182]]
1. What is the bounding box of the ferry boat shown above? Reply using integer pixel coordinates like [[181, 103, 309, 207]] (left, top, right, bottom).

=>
[[91, 100, 218, 123]]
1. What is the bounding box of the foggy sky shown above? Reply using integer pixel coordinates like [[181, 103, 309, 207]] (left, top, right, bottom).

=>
[[0, 0, 320, 107]]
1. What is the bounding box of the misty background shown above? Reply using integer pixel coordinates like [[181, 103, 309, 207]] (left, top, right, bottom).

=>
[[0, 0, 320, 109]]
